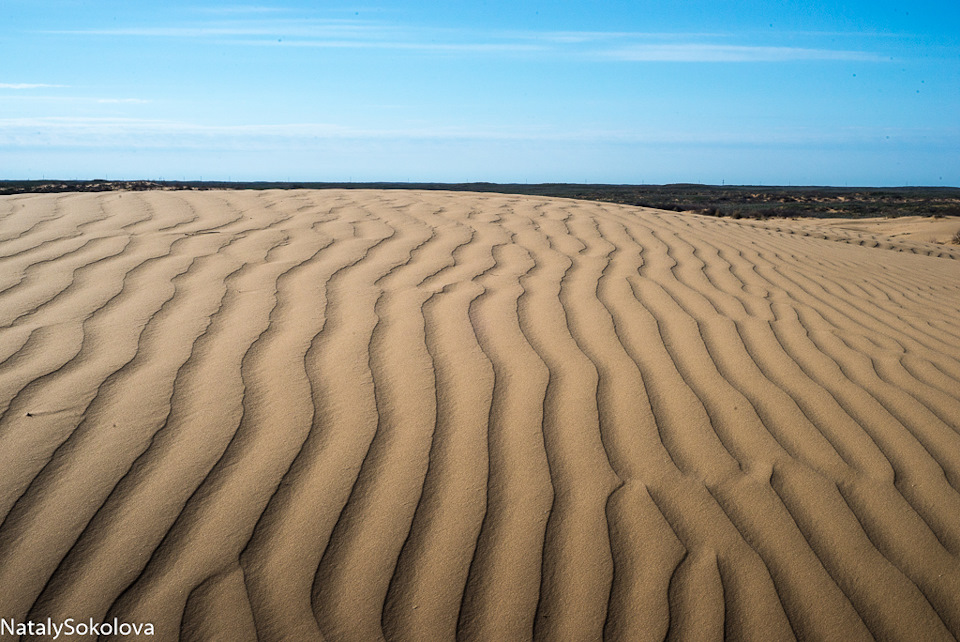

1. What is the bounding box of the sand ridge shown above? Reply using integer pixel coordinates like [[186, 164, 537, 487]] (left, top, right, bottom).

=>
[[0, 189, 959, 641]]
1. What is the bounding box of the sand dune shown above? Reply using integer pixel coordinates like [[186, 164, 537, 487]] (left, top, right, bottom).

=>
[[1, 189, 959, 641], [742, 214, 960, 261]]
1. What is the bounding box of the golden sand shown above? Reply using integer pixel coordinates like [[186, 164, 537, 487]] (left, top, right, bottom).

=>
[[0, 189, 958, 640]]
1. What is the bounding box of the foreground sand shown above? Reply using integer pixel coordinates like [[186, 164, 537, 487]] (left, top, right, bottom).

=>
[[0, 189, 959, 641]]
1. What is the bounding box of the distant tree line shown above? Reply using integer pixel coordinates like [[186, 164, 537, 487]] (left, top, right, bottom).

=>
[[3, 180, 959, 220]]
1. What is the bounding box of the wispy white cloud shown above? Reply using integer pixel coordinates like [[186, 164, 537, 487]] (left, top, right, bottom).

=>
[[776, 30, 913, 39], [0, 117, 368, 150], [96, 98, 151, 104], [0, 83, 67, 89], [43, 17, 887, 63], [44, 18, 390, 39], [237, 39, 545, 53], [43, 20, 547, 54], [5, 116, 953, 151], [189, 5, 292, 14], [502, 30, 729, 43], [0, 116, 489, 147], [600, 43, 885, 62], [0, 95, 149, 104]]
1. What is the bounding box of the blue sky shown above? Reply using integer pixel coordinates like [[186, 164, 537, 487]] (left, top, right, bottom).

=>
[[2, 1, 958, 185]]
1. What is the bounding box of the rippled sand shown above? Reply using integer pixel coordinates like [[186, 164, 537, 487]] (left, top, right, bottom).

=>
[[1, 189, 959, 641]]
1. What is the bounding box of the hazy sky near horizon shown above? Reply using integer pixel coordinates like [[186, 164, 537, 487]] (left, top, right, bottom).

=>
[[3, 0, 959, 185]]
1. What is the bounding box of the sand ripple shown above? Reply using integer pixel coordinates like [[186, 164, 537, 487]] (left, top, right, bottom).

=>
[[1, 189, 959, 641]]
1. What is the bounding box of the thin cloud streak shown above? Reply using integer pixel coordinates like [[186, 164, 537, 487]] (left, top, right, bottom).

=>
[[500, 30, 730, 43], [189, 5, 292, 14], [96, 98, 152, 104], [41, 20, 885, 62], [0, 83, 67, 89], [42, 19, 388, 39], [4, 116, 948, 150], [0, 96, 150, 104], [236, 39, 546, 52], [602, 43, 885, 62]]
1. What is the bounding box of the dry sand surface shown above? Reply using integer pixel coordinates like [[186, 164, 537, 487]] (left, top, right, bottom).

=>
[[815, 215, 960, 247], [1, 189, 959, 641], [742, 215, 960, 261]]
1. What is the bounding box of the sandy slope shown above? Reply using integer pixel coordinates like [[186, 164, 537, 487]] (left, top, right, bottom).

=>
[[0, 189, 959, 641], [742, 215, 960, 260], [813, 214, 960, 246]]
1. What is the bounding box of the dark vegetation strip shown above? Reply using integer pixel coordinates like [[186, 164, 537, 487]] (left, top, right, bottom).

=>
[[4, 180, 960, 221]]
